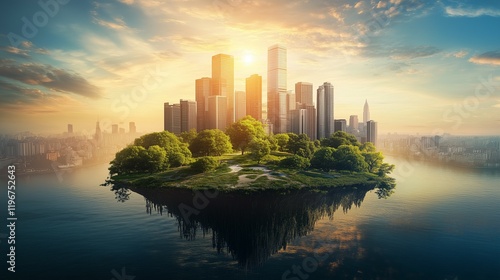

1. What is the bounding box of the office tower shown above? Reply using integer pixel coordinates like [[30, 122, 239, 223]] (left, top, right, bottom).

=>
[[112, 124, 119, 134], [349, 115, 359, 131], [367, 120, 378, 146], [245, 74, 262, 121], [295, 82, 313, 106], [290, 104, 317, 140], [267, 44, 287, 133], [363, 99, 370, 124], [180, 100, 197, 133], [235, 91, 246, 121], [129, 122, 136, 134], [334, 119, 347, 132], [119, 128, 125, 134], [208, 95, 227, 130], [317, 82, 335, 139], [94, 121, 102, 142], [67, 124, 73, 134], [212, 54, 234, 126], [164, 102, 181, 134], [196, 77, 211, 132]]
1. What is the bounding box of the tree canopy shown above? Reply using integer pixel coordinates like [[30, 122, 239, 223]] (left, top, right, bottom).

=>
[[321, 131, 361, 148], [189, 129, 233, 157], [226, 116, 266, 155]]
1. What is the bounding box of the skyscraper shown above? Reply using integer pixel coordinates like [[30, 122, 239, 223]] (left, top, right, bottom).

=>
[[295, 82, 313, 106], [129, 122, 136, 134], [367, 120, 378, 146], [67, 124, 73, 134], [334, 119, 347, 132], [234, 91, 246, 121], [180, 100, 197, 132], [349, 115, 359, 131], [94, 121, 102, 143], [112, 124, 118, 134], [164, 102, 181, 134], [267, 44, 287, 133], [290, 104, 317, 140], [245, 74, 262, 121], [195, 77, 211, 132], [317, 82, 335, 139], [207, 95, 227, 130], [363, 99, 370, 124], [212, 54, 234, 126]]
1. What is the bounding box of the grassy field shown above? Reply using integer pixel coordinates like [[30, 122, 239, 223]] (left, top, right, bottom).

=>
[[111, 153, 388, 193]]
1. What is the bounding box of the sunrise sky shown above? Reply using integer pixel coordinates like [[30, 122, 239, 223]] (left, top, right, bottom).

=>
[[1, 0, 499, 136]]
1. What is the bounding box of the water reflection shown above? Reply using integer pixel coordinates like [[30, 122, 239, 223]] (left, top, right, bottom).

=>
[[126, 185, 390, 269]]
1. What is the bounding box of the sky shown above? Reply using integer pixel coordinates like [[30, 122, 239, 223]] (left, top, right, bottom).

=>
[[0, 0, 499, 136]]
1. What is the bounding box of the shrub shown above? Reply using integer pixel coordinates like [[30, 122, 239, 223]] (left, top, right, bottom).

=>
[[279, 155, 310, 170], [190, 156, 219, 173]]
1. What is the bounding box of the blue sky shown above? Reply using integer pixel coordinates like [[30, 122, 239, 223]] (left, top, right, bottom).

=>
[[0, 0, 499, 135]]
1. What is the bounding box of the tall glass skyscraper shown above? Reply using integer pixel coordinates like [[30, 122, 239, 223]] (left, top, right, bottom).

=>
[[317, 82, 334, 139], [267, 44, 287, 133], [212, 54, 234, 126], [363, 99, 370, 124]]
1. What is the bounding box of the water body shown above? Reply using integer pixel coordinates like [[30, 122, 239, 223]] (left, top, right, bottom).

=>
[[1, 157, 499, 279]]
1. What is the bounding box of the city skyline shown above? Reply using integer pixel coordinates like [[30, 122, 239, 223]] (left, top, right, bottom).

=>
[[1, 0, 500, 136]]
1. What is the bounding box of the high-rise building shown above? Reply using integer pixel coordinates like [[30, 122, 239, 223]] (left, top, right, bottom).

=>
[[112, 124, 119, 134], [290, 104, 317, 140], [286, 92, 296, 131], [208, 95, 227, 130], [245, 74, 262, 121], [164, 102, 181, 134], [67, 124, 73, 134], [267, 44, 287, 133], [212, 54, 234, 126], [195, 77, 211, 132], [129, 122, 136, 134], [295, 82, 313, 106], [235, 91, 246, 121], [180, 100, 197, 132], [334, 119, 347, 132], [367, 120, 378, 146], [94, 121, 102, 143], [363, 99, 370, 124], [349, 115, 359, 131], [317, 82, 335, 139]]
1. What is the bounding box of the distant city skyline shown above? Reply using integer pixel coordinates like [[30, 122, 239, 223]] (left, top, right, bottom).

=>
[[1, 1, 499, 135]]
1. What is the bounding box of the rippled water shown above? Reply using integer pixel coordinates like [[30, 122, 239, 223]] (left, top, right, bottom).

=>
[[1, 157, 499, 279]]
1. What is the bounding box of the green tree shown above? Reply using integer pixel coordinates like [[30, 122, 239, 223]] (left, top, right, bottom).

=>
[[332, 145, 368, 172], [360, 142, 377, 152], [134, 131, 191, 166], [274, 133, 290, 152], [279, 155, 310, 169], [287, 133, 316, 158], [310, 147, 336, 172], [266, 135, 279, 151], [362, 151, 384, 173], [189, 129, 232, 157], [377, 163, 395, 177], [226, 116, 266, 155], [248, 138, 271, 163], [178, 129, 198, 145], [142, 145, 168, 173], [321, 131, 360, 148], [190, 156, 219, 173], [109, 145, 146, 175]]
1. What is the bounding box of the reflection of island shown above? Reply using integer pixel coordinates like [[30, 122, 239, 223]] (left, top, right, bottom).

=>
[[128, 185, 383, 268]]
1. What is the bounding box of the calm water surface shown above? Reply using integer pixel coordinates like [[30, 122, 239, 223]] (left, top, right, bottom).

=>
[[1, 157, 499, 279]]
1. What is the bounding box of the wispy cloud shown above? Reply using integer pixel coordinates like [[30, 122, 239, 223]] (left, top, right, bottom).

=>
[[469, 50, 500, 66], [0, 62, 102, 99], [445, 6, 500, 17]]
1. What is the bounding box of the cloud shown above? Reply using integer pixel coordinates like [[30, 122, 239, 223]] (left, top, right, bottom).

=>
[[469, 51, 500, 66], [0, 62, 102, 99], [447, 50, 468, 58], [445, 6, 500, 17]]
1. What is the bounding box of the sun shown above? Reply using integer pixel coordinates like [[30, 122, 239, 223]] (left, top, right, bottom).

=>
[[243, 53, 254, 65]]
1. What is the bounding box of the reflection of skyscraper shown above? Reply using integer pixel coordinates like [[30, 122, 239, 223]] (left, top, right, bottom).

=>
[[295, 82, 313, 106], [212, 54, 234, 126], [363, 99, 370, 124], [367, 120, 378, 146], [235, 91, 246, 121], [246, 74, 262, 121], [267, 44, 287, 133], [164, 102, 181, 134], [196, 77, 211, 132], [180, 100, 197, 132], [317, 82, 334, 139], [208, 95, 227, 130]]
